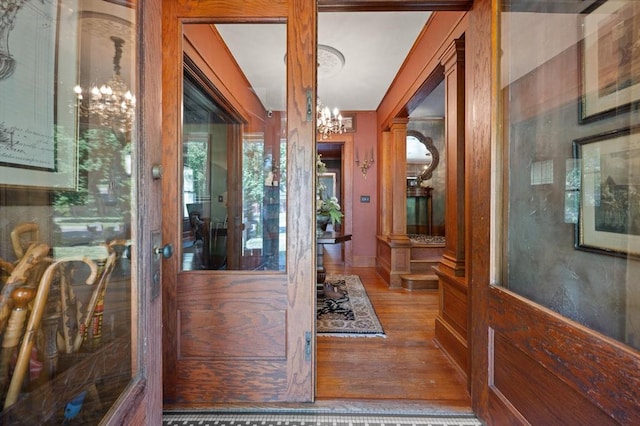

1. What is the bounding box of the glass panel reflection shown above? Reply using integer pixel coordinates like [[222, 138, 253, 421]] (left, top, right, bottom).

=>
[[499, 0, 640, 350], [181, 23, 286, 271], [0, 1, 134, 422]]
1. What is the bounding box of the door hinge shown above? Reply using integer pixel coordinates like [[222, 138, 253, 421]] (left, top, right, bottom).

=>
[[306, 90, 313, 122], [305, 331, 312, 361]]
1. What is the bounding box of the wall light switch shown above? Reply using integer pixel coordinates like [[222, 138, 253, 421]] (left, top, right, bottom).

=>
[[360, 195, 371, 203], [531, 160, 553, 185]]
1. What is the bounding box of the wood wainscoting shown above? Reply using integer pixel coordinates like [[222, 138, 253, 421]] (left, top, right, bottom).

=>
[[433, 268, 468, 379]]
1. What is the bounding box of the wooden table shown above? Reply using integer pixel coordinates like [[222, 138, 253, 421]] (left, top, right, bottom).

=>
[[317, 232, 352, 294]]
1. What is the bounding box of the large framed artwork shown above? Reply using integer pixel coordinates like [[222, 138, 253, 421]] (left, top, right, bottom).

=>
[[579, 0, 640, 123], [0, 0, 79, 189], [573, 127, 640, 258]]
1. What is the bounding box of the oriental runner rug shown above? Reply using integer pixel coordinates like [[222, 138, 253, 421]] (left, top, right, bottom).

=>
[[316, 274, 385, 337]]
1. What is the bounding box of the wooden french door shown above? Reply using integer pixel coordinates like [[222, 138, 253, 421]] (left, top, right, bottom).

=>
[[161, 0, 316, 404], [467, 0, 640, 424]]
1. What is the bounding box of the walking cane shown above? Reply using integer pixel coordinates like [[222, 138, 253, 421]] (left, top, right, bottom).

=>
[[0, 287, 36, 400], [0, 243, 50, 334], [10, 222, 40, 260], [3, 257, 97, 409], [72, 240, 125, 353]]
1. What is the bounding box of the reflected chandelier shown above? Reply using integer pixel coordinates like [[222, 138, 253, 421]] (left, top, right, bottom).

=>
[[317, 99, 344, 139], [73, 36, 136, 140]]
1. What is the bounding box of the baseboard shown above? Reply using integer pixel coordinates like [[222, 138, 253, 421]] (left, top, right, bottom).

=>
[[434, 316, 469, 378], [352, 256, 376, 267]]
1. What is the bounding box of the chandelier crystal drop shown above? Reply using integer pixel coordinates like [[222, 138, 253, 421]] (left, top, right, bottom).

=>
[[316, 99, 344, 139], [73, 36, 136, 140]]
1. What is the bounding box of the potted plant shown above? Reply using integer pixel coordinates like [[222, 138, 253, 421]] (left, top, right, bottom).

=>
[[316, 154, 343, 232]]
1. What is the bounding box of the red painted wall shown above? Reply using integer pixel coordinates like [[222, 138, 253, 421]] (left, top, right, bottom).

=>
[[350, 111, 378, 266]]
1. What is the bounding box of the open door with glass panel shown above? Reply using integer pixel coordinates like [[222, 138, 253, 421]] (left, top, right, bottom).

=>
[[162, 1, 316, 404]]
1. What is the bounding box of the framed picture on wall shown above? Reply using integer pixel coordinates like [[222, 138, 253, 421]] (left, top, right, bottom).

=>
[[573, 127, 640, 258], [0, 0, 78, 189], [318, 172, 336, 199], [342, 116, 356, 132], [579, 1, 640, 123]]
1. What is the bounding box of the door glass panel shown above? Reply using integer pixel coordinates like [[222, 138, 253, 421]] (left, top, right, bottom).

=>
[[0, 0, 135, 421], [181, 23, 286, 271], [499, 0, 640, 350]]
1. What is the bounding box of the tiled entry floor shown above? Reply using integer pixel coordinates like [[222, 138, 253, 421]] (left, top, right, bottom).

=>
[[162, 412, 482, 426]]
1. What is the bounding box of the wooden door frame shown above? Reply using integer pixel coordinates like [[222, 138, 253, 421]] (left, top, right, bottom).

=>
[[161, 0, 316, 404], [104, 0, 163, 423], [318, 134, 354, 266]]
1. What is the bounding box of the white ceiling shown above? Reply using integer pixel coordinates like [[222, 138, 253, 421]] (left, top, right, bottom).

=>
[[216, 11, 443, 117]]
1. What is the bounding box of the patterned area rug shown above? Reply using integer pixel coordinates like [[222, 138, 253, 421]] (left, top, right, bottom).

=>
[[317, 274, 385, 337]]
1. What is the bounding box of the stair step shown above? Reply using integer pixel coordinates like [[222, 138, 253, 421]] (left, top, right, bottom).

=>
[[399, 273, 439, 291], [409, 260, 439, 274]]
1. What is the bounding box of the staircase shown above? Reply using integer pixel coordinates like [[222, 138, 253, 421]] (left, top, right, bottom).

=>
[[400, 239, 445, 291]]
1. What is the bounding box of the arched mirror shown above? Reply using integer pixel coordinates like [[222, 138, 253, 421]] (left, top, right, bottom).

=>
[[407, 130, 439, 183]]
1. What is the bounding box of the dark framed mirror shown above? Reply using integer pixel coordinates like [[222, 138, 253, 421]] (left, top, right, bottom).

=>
[[407, 130, 439, 183]]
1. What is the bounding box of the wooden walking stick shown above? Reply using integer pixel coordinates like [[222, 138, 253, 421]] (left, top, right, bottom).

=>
[[0, 243, 50, 334], [0, 287, 36, 400], [72, 240, 125, 352], [59, 265, 79, 355], [3, 257, 97, 409], [0, 258, 13, 275], [10, 222, 40, 260]]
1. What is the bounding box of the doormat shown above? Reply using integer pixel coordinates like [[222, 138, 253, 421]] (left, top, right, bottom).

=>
[[317, 274, 385, 337], [163, 412, 482, 426]]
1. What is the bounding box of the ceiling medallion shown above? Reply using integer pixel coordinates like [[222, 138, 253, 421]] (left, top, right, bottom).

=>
[[317, 44, 345, 80]]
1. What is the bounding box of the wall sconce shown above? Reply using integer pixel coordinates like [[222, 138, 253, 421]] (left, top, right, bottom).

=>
[[355, 148, 374, 178]]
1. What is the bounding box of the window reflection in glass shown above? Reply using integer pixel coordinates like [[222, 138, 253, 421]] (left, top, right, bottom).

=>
[[0, 1, 134, 422], [499, 0, 640, 350], [181, 23, 287, 271]]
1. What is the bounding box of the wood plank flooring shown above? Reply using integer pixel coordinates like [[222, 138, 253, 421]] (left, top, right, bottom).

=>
[[317, 265, 471, 410]]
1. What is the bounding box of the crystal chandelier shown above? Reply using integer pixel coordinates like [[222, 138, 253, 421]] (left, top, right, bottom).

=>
[[73, 36, 136, 140], [316, 99, 344, 139]]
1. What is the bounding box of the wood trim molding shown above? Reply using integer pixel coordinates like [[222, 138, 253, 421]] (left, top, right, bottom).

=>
[[467, 0, 492, 419], [489, 286, 640, 424], [438, 37, 465, 277], [318, 134, 354, 266], [318, 0, 473, 12]]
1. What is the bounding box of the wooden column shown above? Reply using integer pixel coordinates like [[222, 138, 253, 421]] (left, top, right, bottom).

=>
[[386, 118, 411, 287], [378, 131, 393, 237], [434, 37, 469, 380], [389, 118, 409, 239], [439, 39, 466, 277]]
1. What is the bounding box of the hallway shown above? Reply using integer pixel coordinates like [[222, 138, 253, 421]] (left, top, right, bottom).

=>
[[317, 265, 471, 411], [163, 265, 475, 423]]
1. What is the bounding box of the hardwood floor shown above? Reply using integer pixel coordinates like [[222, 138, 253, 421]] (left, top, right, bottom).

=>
[[317, 265, 471, 410]]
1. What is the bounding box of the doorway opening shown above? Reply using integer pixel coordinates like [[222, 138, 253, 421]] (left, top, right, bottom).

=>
[[318, 142, 346, 265]]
